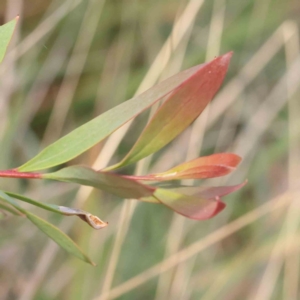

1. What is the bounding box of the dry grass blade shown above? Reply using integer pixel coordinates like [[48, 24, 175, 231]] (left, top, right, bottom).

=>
[[2, 1, 298, 299], [15, 1, 203, 297], [97, 190, 298, 300], [5, 0, 82, 63], [207, 21, 298, 129], [283, 21, 300, 300], [155, 0, 226, 298], [94, 1, 207, 297], [16, 23, 75, 142], [98, 201, 136, 299], [234, 55, 300, 157], [253, 219, 288, 300], [42, 0, 106, 146], [89, 0, 205, 171]]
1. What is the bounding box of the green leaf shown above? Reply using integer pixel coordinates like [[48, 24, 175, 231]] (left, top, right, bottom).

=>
[[0, 190, 20, 207], [43, 166, 155, 199], [6, 192, 108, 229], [0, 190, 95, 265], [25, 211, 95, 265], [108, 53, 233, 169], [6, 191, 63, 213], [0, 17, 18, 64], [18, 63, 208, 172]]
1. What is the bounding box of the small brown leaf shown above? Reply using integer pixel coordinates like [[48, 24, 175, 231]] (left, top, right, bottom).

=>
[[58, 206, 108, 229]]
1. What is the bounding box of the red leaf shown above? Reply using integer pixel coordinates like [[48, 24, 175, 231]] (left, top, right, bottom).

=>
[[128, 153, 241, 181], [153, 189, 225, 220], [151, 181, 246, 220], [170, 180, 247, 199], [108, 52, 233, 170]]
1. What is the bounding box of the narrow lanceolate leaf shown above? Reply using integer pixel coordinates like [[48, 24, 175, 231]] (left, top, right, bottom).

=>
[[18, 63, 212, 172], [0, 190, 95, 265], [6, 192, 65, 213], [108, 53, 233, 170], [126, 153, 241, 181], [0, 17, 18, 64], [142, 181, 246, 220], [25, 211, 95, 265], [43, 166, 155, 199], [6, 192, 107, 229], [0, 190, 20, 207]]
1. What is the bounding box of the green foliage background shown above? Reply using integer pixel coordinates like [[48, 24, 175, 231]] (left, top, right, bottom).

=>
[[0, 0, 300, 299]]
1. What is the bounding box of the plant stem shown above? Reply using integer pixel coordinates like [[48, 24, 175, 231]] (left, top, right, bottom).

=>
[[0, 169, 42, 179]]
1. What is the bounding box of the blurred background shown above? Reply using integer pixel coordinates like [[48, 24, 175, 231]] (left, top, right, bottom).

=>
[[0, 0, 300, 299]]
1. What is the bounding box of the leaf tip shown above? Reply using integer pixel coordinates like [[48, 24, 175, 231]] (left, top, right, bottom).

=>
[[188, 199, 226, 220], [78, 213, 108, 230], [213, 199, 226, 215], [203, 198, 226, 219], [218, 51, 233, 67], [58, 206, 108, 230], [242, 179, 248, 186], [85, 214, 108, 230], [224, 51, 233, 59]]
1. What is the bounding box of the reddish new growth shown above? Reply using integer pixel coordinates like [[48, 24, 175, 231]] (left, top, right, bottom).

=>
[[0, 169, 41, 179]]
